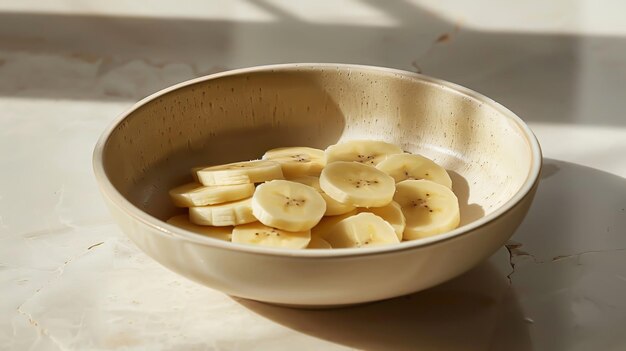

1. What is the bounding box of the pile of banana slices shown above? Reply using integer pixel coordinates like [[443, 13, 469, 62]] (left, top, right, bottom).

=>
[[167, 140, 460, 249]]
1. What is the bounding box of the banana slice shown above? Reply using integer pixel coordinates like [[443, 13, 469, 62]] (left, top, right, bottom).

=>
[[376, 153, 452, 188], [307, 236, 332, 249], [325, 212, 400, 248], [393, 179, 460, 240], [289, 176, 356, 216], [196, 160, 284, 186], [232, 222, 310, 249], [262, 147, 326, 178], [320, 161, 395, 208], [325, 140, 402, 166], [169, 182, 255, 207], [357, 201, 405, 241], [189, 197, 256, 226], [252, 180, 326, 232], [311, 209, 358, 239], [166, 215, 232, 241]]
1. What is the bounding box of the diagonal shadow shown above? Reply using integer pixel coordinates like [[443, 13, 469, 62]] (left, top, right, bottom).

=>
[[0, 2, 626, 127], [235, 258, 531, 351]]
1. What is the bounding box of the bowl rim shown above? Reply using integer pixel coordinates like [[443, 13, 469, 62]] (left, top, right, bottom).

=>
[[93, 63, 542, 258]]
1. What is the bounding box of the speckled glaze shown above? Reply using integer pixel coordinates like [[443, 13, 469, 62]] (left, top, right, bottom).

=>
[[93, 64, 541, 306]]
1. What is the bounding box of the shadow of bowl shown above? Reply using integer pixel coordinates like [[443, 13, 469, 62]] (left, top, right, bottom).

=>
[[235, 259, 532, 351]]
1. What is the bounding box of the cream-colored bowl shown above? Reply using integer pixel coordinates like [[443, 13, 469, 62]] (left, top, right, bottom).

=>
[[93, 64, 541, 307]]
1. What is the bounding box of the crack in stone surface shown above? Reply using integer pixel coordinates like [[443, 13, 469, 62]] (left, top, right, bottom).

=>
[[411, 23, 462, 73], [551, 248, 626, 262], [13, 239, 111, 350], [87, 241, 105, 250], [505, 241, 539, 284], [16, 305, 66, 351], [505, 241, 626, 284], [15, 254, 82, 310]]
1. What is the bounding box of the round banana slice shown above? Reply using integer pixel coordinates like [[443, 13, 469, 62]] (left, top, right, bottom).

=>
[[232, 222, 311, 249], [262, 147, 326, 178], [252, 180, 326, 232], [320, 161, 395, 208], [325, 212, 400, 248], [357, 201, 406, 241], [196, 160, 284, 186], [376, 153, 452, 188], [188, 197, 256, 226], [307, 236, 332, 249], [169, 182, 255, 207], [289, 176, 356, 216], [311, 209, 358, 239], [166, 215, 232, 241], [393, 179, 460, 240], [325, 140, 403, 166]]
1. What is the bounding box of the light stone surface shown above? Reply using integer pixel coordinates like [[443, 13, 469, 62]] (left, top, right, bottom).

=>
[[1, 1, 625, 350]]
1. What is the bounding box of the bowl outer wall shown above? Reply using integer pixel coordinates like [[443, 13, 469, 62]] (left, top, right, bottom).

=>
[[99, 179, 537, 306]]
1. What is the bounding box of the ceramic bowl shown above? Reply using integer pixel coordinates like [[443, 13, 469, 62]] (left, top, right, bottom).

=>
[[93, 64, 541, 307]]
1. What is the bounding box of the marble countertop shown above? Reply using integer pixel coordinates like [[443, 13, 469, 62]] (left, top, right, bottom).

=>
[[1, 1, 625, 350]]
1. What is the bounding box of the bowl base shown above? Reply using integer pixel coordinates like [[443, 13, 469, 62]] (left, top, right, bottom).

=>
[[237, 297, 384, 310]]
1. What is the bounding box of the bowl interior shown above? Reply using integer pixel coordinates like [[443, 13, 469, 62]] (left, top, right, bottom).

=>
[[101, 65, 534, 233]]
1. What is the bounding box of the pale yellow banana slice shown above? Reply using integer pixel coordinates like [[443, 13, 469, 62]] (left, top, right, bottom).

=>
[[169, 182, 255, 207], [376, 153, 452, 188], [189, 197, 256, 226], [232, 222, 311, 249], [196, 160, 284, 186], [394, 179, 460, 240], [320, 161, 395, 208], [307, 236, 332, 249], [289, 176, 356, 216], [166, 215, 232, 241], [357, 201, 405, 241], [311, 209, 358, 240], [325, 140, 403, 166], [325, 212, 400, 248], [262, 147, 326, 178], [252, 180, 326, 232]]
